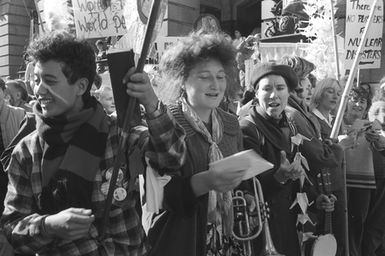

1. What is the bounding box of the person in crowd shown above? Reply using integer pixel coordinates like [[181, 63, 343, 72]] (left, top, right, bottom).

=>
[[338, 87, 383, 256], [239, 63, 335, 255], [0, 78, 26, 213], [0, 77, 25, 256], [364, 99, 385, 256], [95, 39, 107, 74], [0, 30, 186, 256], [145, 32, 247, 256], [4, 79, 32, 112], [373, 76, 385, 102], [94, 81, 115, 115], [23, 53, 35, 94], [232, 29, 245, 48], [310, 78, 342, 140], [279, 57, 345, 255], [281, 55, 316, 107]]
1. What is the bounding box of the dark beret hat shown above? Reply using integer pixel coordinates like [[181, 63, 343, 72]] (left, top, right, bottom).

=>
[[251, 63, 298, 91]]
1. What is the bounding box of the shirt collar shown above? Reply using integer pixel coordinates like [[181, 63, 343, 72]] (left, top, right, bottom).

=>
[[312, 108, 333, 127]]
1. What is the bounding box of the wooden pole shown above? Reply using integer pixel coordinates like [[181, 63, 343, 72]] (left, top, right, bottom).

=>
[[330, 0, 378, 139], [99, 0, 163, 240], [330, 0, 340, 80], [33, 0, 45, 33]]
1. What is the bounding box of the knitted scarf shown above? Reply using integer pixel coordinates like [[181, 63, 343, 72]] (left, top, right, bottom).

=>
[[180, 98, 233, 238], [34, 97, 109, 214]]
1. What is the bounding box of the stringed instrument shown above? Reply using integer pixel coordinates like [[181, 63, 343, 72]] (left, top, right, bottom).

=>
[[309, 168, 337, 256]]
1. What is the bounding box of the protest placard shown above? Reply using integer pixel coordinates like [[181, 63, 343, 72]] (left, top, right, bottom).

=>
[[72, 0, 127, 38], [345, 0, 383, 69], [154, 36, 184, 58]]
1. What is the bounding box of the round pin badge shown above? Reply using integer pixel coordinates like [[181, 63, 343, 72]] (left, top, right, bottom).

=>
[[113, 187, 127, 201], [105, 168, 113, 180], [116, 169, 124, 184], [101, 181, 110, 195]]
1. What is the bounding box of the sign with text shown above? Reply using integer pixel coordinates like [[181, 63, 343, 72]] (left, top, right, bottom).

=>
[[72, 0, 127, 39], [154, 36, 184, 58], [345, 0, 383, 69]]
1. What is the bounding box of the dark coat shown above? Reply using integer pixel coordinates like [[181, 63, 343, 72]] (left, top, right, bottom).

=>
[[239, 106, 300, 256]]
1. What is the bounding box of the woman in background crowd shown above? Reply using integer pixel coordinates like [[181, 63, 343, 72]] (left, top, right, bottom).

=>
[[281, 55, 316, 107], [340, 87, 372, 256], [310, 78, 342, 140]]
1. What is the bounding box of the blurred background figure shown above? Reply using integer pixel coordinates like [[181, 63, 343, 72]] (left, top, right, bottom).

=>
[[95, 39, 107, 74], [23, 53, 35, 94], [232, 29, 245, 48], [280, 55, 316, 107], [94, 72, 115, 115], [4, 79, 32, 112], [0, 77, 25, 214]]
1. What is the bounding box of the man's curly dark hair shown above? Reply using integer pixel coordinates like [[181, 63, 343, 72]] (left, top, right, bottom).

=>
[[27, 31, 96, 101], [158, 32, 238, 103]]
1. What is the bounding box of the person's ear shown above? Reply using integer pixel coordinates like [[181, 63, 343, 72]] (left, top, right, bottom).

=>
[[76, 78, 89, 96]]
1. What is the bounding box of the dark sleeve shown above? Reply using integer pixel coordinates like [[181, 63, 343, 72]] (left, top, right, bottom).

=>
[[163, 174, 202, 216], [299, 138, 342, 179], [239, 119, 282, 196], [1, 113, 36, 170]]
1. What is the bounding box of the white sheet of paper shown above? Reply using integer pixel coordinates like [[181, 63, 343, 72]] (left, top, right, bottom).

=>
[[209, 149, 274, 180]]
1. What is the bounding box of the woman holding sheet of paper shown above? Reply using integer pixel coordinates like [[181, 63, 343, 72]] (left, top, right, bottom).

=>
[[145, 32, 249, 256], [239, 63, 335, 256]]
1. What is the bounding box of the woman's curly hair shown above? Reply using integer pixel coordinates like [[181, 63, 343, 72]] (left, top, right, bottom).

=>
[[157, 32, 239, 104]]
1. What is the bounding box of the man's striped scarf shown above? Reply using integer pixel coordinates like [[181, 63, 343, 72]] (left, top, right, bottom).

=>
[[34, 97, 109, 214]]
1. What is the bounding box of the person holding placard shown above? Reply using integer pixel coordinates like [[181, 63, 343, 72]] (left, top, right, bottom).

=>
[[239, 63, 335, 256], [0, 31, 187, 256], [145, 32, 249, 256]]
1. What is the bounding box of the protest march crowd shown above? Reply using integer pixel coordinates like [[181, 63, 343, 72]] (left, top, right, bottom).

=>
[[0, 1, 385, 256]]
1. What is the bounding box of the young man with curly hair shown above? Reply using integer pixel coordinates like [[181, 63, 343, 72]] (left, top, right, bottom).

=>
[[1, 31, 186, 256]]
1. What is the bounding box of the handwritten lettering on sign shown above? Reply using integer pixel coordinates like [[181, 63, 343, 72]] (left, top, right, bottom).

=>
[[72, 0, 127, 39], [345, 0, 383, 69]]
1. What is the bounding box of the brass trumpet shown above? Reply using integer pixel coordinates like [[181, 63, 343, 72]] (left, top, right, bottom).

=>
[[232, 177, 284, 256]]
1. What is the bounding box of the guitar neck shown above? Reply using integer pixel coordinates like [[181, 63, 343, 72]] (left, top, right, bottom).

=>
[[324, 210, 333, 234], [319, 170, 333, 235]]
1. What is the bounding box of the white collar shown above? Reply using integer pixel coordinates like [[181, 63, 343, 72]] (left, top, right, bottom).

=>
[[312, 108, 333, 127]]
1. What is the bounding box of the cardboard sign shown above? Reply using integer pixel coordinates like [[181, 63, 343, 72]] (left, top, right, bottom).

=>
[[154, 36, 184, 59], [345, 0, 383, 69], [72, 0, 127, 38]]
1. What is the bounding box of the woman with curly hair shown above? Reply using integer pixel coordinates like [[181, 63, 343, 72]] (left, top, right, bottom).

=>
[[146, 32, 248, 256]]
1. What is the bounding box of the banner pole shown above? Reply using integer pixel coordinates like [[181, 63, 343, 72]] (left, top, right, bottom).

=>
[[330, 0, 378, 139], [330, 0, 340, 80], [99, 0, 162, 240]]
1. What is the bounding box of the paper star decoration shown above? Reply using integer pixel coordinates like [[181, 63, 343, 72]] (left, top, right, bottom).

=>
[[291, 133, 311, 150], [290, 192, 313, 213], [298, 231, 317, 243], [297, 213, 315, 226], [291, 152, 313, 187]]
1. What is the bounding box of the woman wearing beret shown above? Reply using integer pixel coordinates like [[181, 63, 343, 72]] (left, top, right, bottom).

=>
[[239, 63, 332, 255]]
